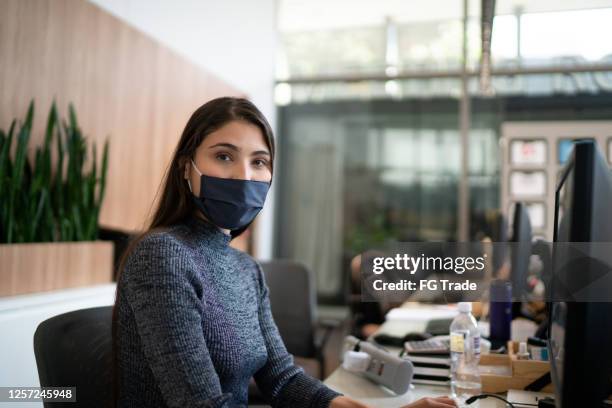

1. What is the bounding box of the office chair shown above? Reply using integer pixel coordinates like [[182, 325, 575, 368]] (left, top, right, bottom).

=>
[[259, 260, 337, 379], [33, 306, 113, 408]]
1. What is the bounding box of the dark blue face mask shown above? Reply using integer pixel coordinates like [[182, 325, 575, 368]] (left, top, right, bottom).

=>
[[187, 159, 270, 230]]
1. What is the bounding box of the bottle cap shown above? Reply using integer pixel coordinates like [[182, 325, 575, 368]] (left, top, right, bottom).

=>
[[458, 302, 472, 313]]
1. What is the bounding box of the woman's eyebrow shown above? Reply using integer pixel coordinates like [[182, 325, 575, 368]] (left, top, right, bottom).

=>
[[209, 142, 240, 151], [209, 143, 269, 156]]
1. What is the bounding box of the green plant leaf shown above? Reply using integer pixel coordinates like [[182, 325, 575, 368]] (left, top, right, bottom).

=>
[[0, 122, 15, 242], [29, 188, 48, 240], [0, 101, 109, 244], [6, 101, 34, 243]]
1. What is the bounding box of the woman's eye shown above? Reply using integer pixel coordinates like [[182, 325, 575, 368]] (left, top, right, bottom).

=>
[[253, 159, 268, 168], [216, 153, 232, 162]]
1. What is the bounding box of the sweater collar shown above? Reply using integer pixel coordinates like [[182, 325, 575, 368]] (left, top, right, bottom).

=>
[[185, 212, 232, 249]]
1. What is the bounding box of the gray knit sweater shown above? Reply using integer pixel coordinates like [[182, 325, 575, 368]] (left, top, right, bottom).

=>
[[115, 214, 342, 407]]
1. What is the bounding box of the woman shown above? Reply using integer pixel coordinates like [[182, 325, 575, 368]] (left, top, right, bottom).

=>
[[113, 97, 456, 408]]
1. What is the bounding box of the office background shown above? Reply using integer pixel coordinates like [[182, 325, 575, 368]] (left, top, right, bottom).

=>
[[1, 0, 612, 405]]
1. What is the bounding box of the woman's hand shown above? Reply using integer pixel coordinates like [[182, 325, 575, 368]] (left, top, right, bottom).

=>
[[400, 396, 458, 408], [329, 395, 457, 408], [329, 396, 372, 408]]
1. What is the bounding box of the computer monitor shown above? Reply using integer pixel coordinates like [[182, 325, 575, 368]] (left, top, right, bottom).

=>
[[510, 202, 532, 303], [550, 140, 612, 408]]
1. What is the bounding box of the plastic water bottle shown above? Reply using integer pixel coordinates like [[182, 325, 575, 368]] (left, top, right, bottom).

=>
[[450, 302, 482, 405]]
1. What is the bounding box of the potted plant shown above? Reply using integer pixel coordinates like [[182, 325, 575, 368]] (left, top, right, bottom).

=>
[[0, 101, 113, 296]]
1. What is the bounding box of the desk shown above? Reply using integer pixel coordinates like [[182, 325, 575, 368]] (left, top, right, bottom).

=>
[[323, 303, 540, 408], [324, 367, 505, 407]]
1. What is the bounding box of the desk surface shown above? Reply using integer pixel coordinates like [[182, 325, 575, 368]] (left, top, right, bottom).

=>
[[324, 367, 505, 408], [323, 303, 540, 408]]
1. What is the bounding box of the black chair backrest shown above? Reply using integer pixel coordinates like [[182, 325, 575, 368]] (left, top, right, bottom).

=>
[[260, 260, 317, 357], [33, 306, 113, 408]]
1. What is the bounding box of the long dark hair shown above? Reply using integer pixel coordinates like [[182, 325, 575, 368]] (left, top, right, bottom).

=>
[[111, 97, 275, 405]]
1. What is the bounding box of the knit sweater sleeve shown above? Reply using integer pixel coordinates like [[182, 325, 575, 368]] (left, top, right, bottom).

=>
[[251, 260, 343, 408], [121, 233, 232, 408]]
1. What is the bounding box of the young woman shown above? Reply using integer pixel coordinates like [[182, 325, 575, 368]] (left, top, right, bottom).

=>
[[113, 97, 457, 408]]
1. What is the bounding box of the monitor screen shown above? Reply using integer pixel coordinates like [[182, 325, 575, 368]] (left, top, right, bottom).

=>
[[550, 160, 574, 401], [550, 302, 566, 392], [558, 140, 574, 165], [554, 163, 574, 243], [549, 140, 612, 408], [510, 203, 532, 301]]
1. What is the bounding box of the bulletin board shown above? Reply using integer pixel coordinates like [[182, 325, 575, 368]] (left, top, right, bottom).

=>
[[501, 121, 612, 241]]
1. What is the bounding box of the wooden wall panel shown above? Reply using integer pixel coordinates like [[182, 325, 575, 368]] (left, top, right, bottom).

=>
[[0, 242, 114, 296], [0, 0, 242, 232]]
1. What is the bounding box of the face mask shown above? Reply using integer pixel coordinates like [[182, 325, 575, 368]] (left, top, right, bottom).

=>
[[187, 159, 270, 230]]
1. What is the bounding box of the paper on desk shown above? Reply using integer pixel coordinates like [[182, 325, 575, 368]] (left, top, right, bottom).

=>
[[385, 306, 458, 322]]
